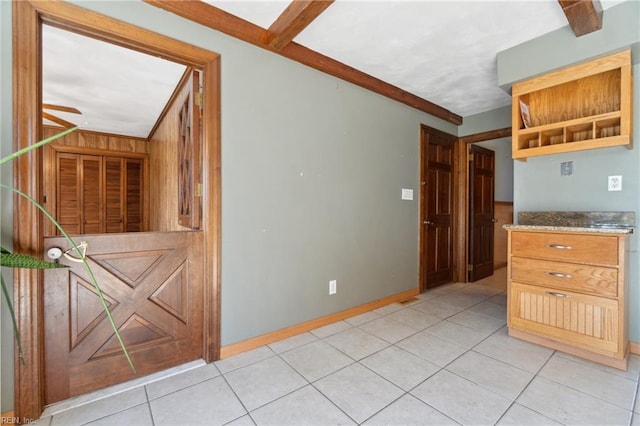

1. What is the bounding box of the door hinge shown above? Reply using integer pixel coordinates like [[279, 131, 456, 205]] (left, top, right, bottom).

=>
[[467, 264, 474, 272], [194, 183, 202, 197], [469, 153, 474, 162], [195, 91, 203, 107]]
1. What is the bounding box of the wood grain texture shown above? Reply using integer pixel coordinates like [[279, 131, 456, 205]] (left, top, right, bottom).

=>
[[12, 1, 46, 419], [267, 0, 334, 50], [507, 229, 629, 369], [493, 202, 512, 269], [558, 0, 603, 37], [13, 1, 222, 417], [148, 71, 195, 232], [512, 50, 632, 160], [144, 0, 463, 125]]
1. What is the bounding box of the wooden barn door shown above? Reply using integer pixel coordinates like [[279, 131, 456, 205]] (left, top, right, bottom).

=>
[[43, 231, 204, 404]]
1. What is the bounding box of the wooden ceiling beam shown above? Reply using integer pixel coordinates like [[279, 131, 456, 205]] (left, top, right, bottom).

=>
[[144, 0, 463, 125], [558, 0, 603, 37], [267, 0, 334, 51]]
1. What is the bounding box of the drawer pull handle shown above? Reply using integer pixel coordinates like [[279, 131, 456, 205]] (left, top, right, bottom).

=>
[[545, 291, 571, 298], [546, 271, 572, 279], [546, 244, 573, 250]]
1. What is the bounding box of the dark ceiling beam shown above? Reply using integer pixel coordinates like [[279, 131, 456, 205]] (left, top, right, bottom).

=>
[[144, 0, 463, 125], [459, 127, 511, 144], [267, 0, 334, 50], [558, 0, 603, 37]]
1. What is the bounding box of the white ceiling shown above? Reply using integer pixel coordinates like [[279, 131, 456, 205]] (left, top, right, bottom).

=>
[[42, 0, 626, 138], [42, 25, 187, 138]]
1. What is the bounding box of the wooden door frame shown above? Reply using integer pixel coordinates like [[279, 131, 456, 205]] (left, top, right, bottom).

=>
[[12, 1, 221, 419], [455, 127, 511, 284]]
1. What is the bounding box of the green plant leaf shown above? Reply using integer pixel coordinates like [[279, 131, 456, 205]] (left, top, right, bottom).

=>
[[1, 273, 25, 365], [1, 248, 68, 269]]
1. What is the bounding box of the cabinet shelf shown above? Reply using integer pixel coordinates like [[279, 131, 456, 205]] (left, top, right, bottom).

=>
[[512, 50, 632, 160]]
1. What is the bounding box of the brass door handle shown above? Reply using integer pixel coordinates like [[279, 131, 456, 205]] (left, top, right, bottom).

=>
[[424, 220, 434, 226]]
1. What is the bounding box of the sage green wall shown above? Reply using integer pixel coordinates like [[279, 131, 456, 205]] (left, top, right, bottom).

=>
[[473, 138, 514, 203], [0, 1, 456, 410], [497, 1, 640, 342]]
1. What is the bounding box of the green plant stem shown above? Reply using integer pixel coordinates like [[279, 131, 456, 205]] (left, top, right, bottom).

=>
[[0, 273, 25, 365], [1, 183, 136, 372], [0, 126, 79, 166]]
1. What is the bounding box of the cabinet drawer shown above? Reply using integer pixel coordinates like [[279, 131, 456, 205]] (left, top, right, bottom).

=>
[[511, 232, 618, 265], [511, 257, 618, 297], [509, 282, 619, 355]]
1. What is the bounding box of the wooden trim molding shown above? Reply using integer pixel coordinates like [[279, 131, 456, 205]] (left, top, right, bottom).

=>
[[144, 0, 463, 125], [12, 1, 221, 418], [220, 289, 419, 358]]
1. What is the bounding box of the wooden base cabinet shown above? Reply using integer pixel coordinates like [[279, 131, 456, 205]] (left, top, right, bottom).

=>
[[506, 229, 629, 370]]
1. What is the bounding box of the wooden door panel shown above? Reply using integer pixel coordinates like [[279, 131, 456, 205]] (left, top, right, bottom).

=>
[[105, 157, 125, 233], [57, 154, 82, 234], [469, 145, 495, 282], [421, 127, 455, 289], [44, 231, 204, 404], [81, 156, 103, 234]]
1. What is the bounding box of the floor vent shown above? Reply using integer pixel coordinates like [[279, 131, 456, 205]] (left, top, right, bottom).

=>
[[398, 297, 419, 305]]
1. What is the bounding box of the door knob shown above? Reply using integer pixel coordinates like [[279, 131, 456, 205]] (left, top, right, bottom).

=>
[[424, 220, 434, 226], [491, 218, 498, 223]]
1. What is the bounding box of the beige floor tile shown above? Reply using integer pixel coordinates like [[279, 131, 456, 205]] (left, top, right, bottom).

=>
[[224, 356, 307, 411], [473, 329, 553, 373], [517, 376, 632, 425], [314, 363, 403, 424], [84, 403, 153, 426], [250, 385, 355, 425], [387, 307, 442, 330], [497, 403, 562, 425], [447, 309, 506, 333], [363, 394, 457, 425], [412, 369, 511, 425], [50, 388, 147, 426], [150, 376, 246, 425], [539, 354, 637, 410], [361, 345, 439, 391], [396, 331, 467, 367], [267, 331, 318, 354], [146, 362, 221, 400], [324, 327, 390, 360], [358, 316, 419, 343], [215, 346, 275, 374], [447, 350, 534, 399], [424, 319, 493, 349], [280, 339, 353, 382]]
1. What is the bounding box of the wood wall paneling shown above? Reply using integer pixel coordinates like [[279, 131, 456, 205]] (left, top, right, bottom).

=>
[[148, 70, 197, 232]]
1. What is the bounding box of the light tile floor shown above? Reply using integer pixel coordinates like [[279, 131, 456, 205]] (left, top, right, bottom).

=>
[[34, 268, 640, 425]]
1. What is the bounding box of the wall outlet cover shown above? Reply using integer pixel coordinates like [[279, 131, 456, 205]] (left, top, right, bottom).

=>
[[329, 280, 337, 295], [401, 188, 414, 201], [608, 175, 622, 191]]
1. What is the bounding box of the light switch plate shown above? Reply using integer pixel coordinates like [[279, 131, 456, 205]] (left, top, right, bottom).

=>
[[401, 188, 414, 200], [608, 175, 622, 191]]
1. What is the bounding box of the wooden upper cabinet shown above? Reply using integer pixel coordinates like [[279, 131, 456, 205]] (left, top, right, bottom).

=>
[[512, 49, 632, 160], [55, 152, 144, 235]]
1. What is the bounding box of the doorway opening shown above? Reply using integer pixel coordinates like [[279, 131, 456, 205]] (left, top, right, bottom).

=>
[[12, 1, 221, 419]]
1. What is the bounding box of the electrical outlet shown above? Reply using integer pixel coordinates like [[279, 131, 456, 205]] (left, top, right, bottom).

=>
[[329, 280, 337, 295], [608, 175, 622, 191]]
